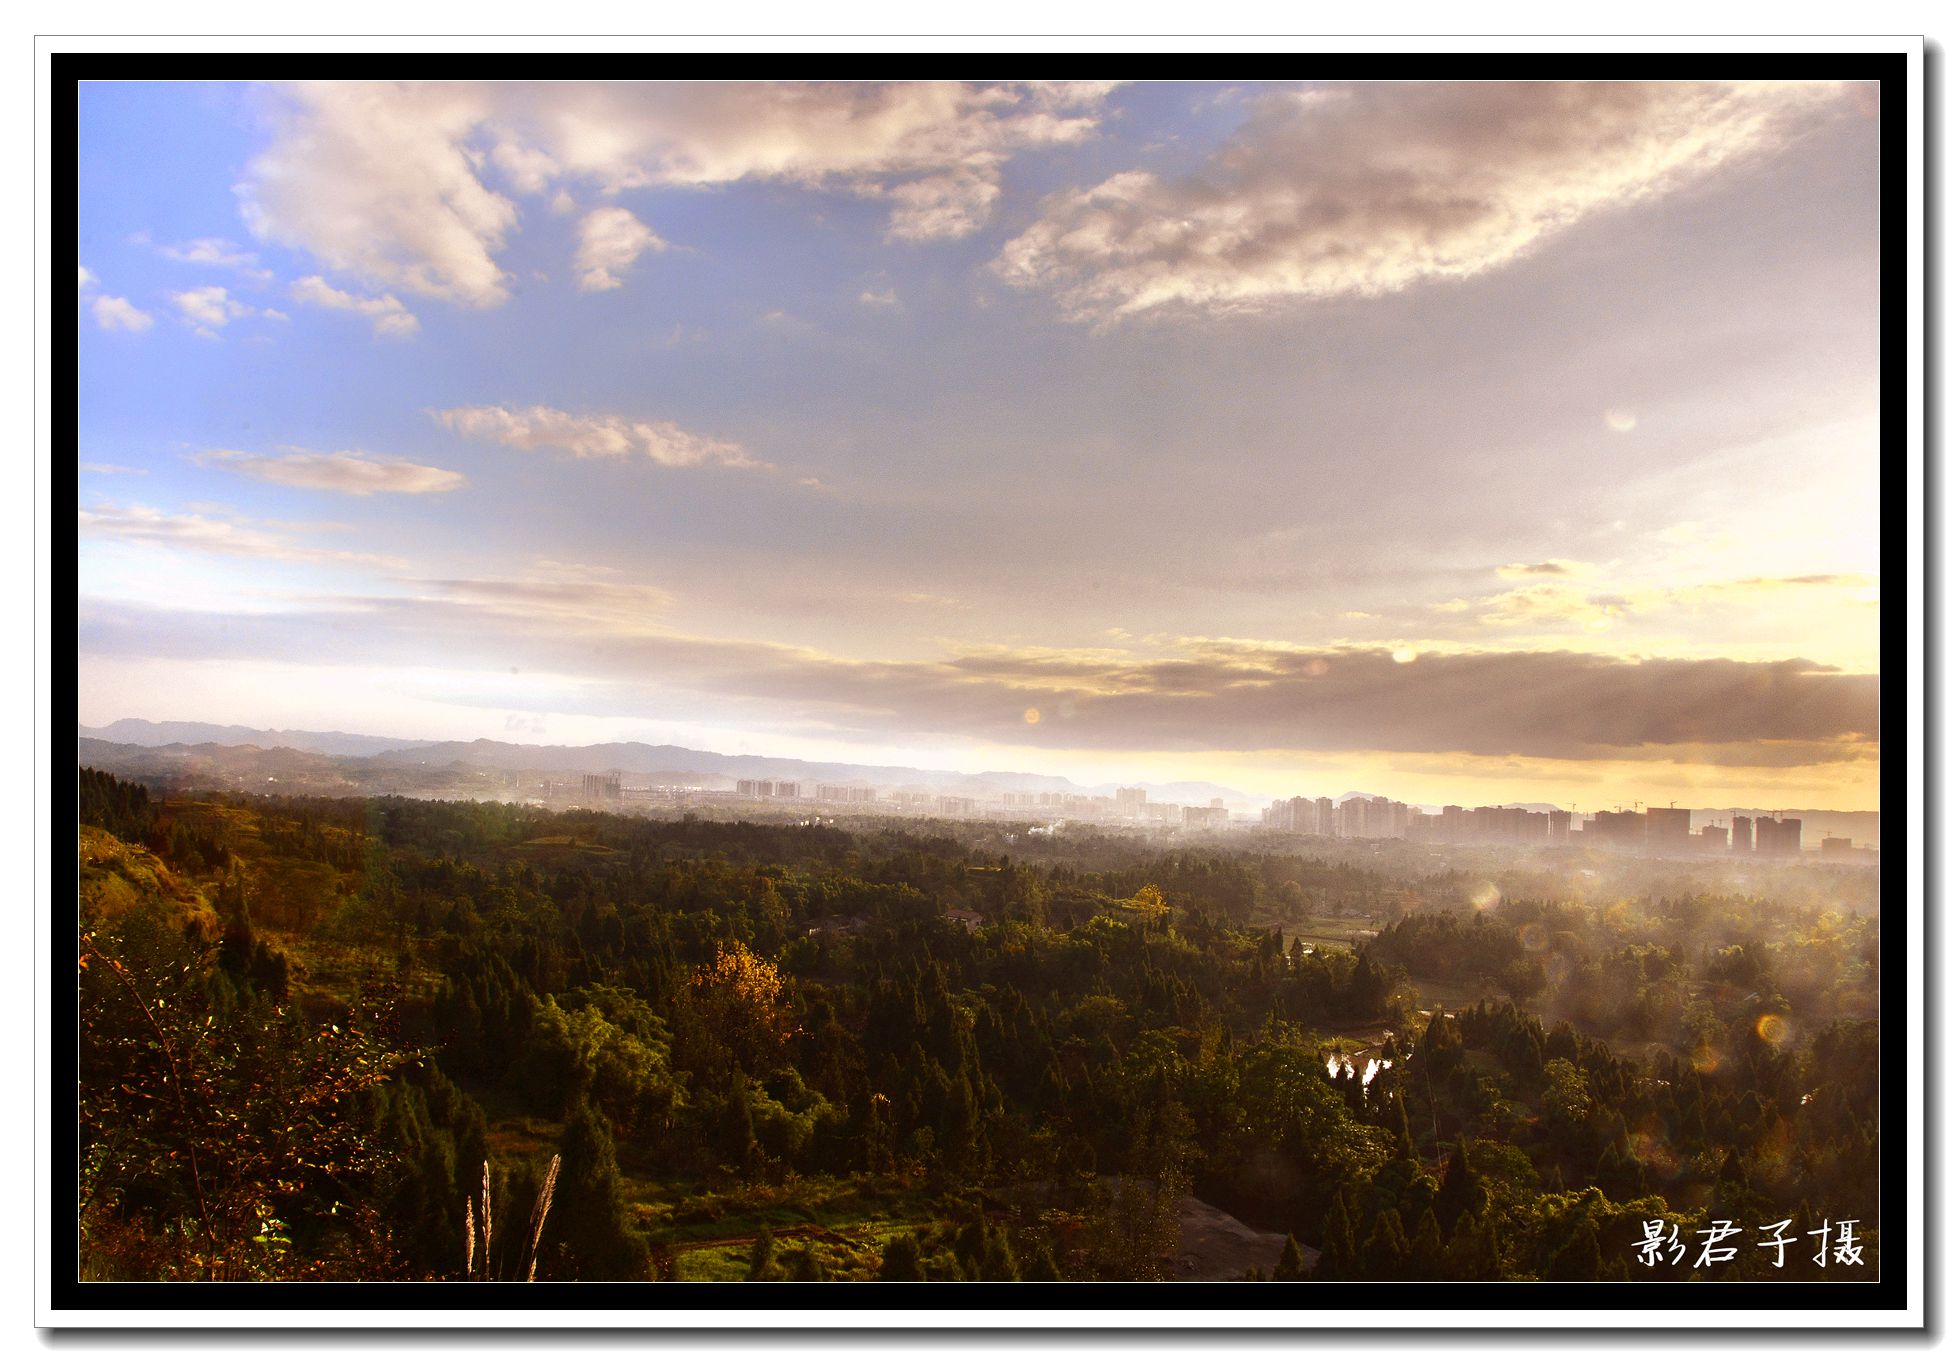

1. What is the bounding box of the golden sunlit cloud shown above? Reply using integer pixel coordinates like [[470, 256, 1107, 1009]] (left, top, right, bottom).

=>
[[1605, 408, 1638, 432]]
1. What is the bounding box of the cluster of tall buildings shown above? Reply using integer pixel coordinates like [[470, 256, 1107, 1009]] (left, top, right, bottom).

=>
[[1261, 794, 1575, 842], [1261, 792, 1812, 857], [1262, 794, 1427, 839], [1000, 788, 1188, 823], [562, 768, 1853, 861], [735, 778, 802, 799], [711, 776, 1237, 829], [1576, 807, 1803, 855]]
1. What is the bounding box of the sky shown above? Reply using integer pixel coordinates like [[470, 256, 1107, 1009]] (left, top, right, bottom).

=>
[[74, 78, 1884, 810]]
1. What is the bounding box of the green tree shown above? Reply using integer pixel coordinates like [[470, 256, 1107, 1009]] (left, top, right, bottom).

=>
[[877, 1232, 922, 1281], [543, 1100, 648, 1281], [746, 1227, 780, 1282], [1275, 1233, 1308, 1281]]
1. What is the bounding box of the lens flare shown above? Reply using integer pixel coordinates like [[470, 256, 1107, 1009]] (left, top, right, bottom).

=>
[[1022, 707, 1041, 725]]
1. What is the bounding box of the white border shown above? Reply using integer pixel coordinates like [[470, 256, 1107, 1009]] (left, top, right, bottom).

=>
[[32, 32, 1925, 1333]]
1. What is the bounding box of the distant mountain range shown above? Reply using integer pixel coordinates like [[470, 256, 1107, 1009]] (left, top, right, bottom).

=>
[[79, 719, 440, 758], [75, 722, 1253, 807]]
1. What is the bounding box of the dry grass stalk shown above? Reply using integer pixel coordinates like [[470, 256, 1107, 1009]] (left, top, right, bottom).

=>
[[480, 1161, 492, 1279], [525, 1155, 562, 1283]]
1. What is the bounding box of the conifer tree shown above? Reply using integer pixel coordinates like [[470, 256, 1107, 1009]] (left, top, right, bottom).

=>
[[547, 1099, 649, 1281], [878, 1232, 923, 1281], [1409, 1208, 1444, 1279], [1358, 1207, 1409, 1280], [746, 1226, 780, 1281], [1315, 1186, 1358, 1279]]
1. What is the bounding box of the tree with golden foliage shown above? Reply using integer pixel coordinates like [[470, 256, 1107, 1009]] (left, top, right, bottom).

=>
[[688, 941, 797, 1072]]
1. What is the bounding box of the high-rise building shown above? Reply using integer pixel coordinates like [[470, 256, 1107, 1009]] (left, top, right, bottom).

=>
[[1591, 809, 1645, 846], [1284, 795, 1311, 832], [581, 773, 621, 801], [1756, 817, 1803, 857], [1731, 815, 1754, 854], [1646, 806, 1691, 847]]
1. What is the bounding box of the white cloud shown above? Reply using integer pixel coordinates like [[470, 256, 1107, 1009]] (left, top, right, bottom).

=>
[[858, 287, 898, 307], [289, 274, 420, 337], [572, 206, 667, 291], [433, 403, 758, 469], [996, 80, 1853, 322], [78, 265, 96, 288], [197, 447, 467, 496], [490, 140, 558, 196], [243, 81, 519, 307], [78, 502, 396, 565], [155, 237, 273, 283], [404, 576, 673, 627], [171, 285, 254, 333], [91, 296, 153, 332], [238, 81, 1119, 306], [885, 167, 1000, 240], [1496, 559, 1593, 580]]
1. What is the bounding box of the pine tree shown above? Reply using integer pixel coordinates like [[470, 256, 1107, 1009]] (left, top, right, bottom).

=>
[[877, 1232, 923, 1281], [547, 1099, 649, 1281], [1275, 1233, 1307, 1281], [1358, 1208, 1409, 1280], [747, 1227, 780, 1281], [1384, 1082, 1414, 1158], [1435, 1141, 1487, 1236], [1315, 1186, 1358, 1279], [1408, 1208, 1443, 1279], [1443, 1213, 1498, 1280]]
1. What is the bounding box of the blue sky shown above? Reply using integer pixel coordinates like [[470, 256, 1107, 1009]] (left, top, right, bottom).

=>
[[76, 79, 1883, 807]]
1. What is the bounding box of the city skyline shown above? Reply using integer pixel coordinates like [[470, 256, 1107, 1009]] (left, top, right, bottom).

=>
[[77, 79, 1883, 810]]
